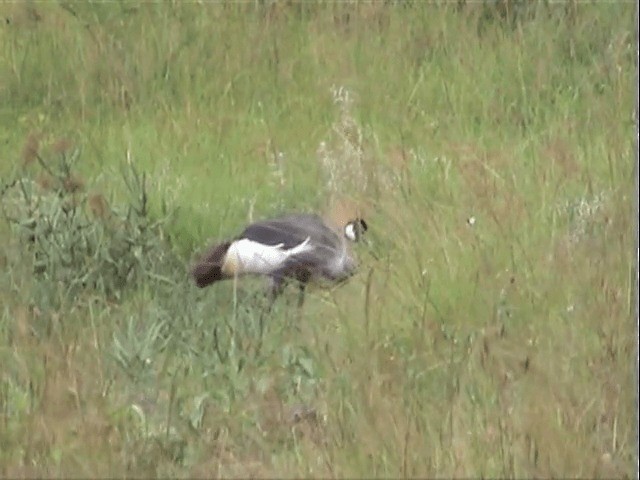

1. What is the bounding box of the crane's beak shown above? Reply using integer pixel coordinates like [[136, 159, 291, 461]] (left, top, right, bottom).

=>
[[362, 237, 380, 261]]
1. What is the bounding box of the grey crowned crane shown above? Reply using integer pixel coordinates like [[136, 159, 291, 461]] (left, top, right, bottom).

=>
[[190, 212, 368, 308]]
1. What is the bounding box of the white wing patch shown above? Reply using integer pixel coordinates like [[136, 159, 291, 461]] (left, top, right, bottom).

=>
[[222, 237, 313, 276]]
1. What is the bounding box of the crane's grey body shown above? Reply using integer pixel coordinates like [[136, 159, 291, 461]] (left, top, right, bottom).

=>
[[240, 213, 358, 283], [191, 212, 367, 307]]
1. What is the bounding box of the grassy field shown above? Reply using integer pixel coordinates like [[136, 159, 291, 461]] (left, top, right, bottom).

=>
[[0, 2, 637, 478]]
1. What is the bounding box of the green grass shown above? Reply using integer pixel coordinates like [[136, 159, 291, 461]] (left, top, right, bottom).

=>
[[0, 2, 636, 478]]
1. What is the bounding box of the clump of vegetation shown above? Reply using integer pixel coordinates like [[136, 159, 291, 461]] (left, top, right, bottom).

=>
[[1, 138, 181, 305]]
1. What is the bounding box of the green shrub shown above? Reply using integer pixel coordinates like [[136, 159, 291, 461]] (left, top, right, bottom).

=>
[[1, 144, 181, 306]]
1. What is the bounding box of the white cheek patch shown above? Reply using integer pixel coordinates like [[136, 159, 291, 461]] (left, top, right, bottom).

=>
[[344, 223, 357, 242], [223, 237, 313, 276]]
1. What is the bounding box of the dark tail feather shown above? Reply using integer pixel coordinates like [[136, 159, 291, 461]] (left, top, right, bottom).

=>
[[190, 241, 231, 288]]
